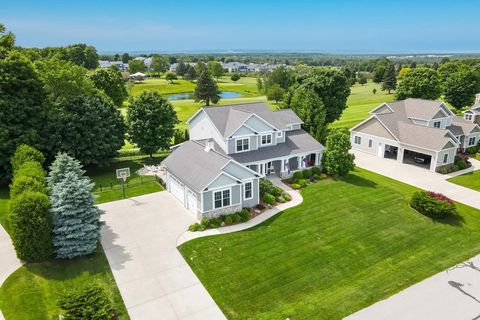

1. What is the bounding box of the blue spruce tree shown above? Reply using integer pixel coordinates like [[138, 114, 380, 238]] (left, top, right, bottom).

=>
[[47, 152, 85, 189]]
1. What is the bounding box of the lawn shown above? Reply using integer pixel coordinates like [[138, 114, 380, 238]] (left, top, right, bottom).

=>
[[179, 168, 480, 320], [0, 187, 10, 234], [330, 81, 395, 129], [448, 170, 480, 192], [87, 155, 166, 204], [0, 247, 129, 320]]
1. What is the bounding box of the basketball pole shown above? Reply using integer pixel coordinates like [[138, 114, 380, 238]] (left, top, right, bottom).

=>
[[122, 178, 125, 199]]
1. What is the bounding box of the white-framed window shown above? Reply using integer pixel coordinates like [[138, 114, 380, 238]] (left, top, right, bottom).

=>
[[465, 114, 473, 121], [236, 138, 249, 152], [354, 136, 361, 145], [261, 134, 272, 145], [277, 131, 283, 138], [214, 189, 231, 209], [443, 153, 448, 164], [433, 121, 441, 128], [244, 181, 253, 200], [469, 137, 476, 146], [368, 139, 373, 148]]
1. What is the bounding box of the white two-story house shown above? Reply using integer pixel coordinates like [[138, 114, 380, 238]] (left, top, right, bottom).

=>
[[162, 102, 324, 219], [350, 98, 480, 172]]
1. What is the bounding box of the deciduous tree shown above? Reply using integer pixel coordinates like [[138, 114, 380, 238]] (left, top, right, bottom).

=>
[[151, 55, 169, 76], [207, 61, 225, 81], [288, 87, 327, 141], [89, 68, 128, 107], [128, 60, 146, 73], [165, 72, 178, 83], [322, 129, 355, 177], [266, 84, 286, 103], [395, 67, 441, 100]]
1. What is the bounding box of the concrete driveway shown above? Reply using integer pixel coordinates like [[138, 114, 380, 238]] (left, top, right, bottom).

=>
[[100, 192, 226, 320], [353, 150, 480, 209]]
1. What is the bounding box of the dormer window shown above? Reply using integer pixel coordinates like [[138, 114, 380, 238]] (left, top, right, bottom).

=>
[[261, 134, 272, 145], [236, 138, 249, 152], [433, 121, 441, 128], [465, 114, 473, 121], [277, 131, 282, 138]]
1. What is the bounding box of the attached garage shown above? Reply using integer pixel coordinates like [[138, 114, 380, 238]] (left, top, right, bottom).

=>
[[186, 189, 197, 215], [168, 173, 185, 205]]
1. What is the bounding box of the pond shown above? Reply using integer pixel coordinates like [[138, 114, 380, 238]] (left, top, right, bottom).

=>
[[167, 91, 242, 100]]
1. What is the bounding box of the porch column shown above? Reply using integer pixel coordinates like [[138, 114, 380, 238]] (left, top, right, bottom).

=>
[[397, 147, 404, 163], [430, 153, 437, 172], [315, 153, 320, 166]]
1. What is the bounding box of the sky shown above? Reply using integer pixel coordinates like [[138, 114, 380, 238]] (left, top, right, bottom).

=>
[[2, 0, 479, 54]]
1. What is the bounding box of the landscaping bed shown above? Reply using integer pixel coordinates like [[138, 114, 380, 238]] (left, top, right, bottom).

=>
[[179, 168, 480, 320], [437, 153, 472, 174]]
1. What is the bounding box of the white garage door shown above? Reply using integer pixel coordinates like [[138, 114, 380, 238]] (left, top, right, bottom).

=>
[[169, 174, 184, 205], [186, 190, 197, 215]]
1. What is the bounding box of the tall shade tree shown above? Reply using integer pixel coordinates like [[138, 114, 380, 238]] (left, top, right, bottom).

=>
[[194, 71, 221, 106], [0, 52, 47, 181], [54, 93, 126, 166], [372, 58, 391, 83], [381, 63, 397, 94], [207, 61, 225, 81], [322, 129, 355, 177], [0, 23, 15, 57], [165, 72, 178, 83], [264, 66, 294, 91], [89, 68, 128, 107], [151, 55, 169, 76], [175, 61, 188, 76], [128, 60, 146, 73], [266, 84, 286, 104], [395, 67, 441, 100], [287, 67, 350, 124], [288, 87, 327, 141], [443, 68, 480, 110], [121, 52, 130, 63], [127, 92, 179, 157], [183, 65, 197, 81], [50, 170, 102, 259]]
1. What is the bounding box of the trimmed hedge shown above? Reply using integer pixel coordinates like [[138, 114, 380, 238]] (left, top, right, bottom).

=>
[[59, 283, 114, 320], [11, 144, 45, 173], [14, 161, 46, 182], [302, 169, 313, 179], [263, 193, 276, 205], [311, 166, 322, 175], [188, 208, 251, 231], [10, 175, 48, 199], [410, 191, 456, 218]]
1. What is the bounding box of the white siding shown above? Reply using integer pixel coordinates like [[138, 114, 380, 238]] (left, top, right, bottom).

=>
[[188, 111, 227, 152]]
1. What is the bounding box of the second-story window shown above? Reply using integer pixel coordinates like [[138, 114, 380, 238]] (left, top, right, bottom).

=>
[[433, 121, 441, 128], [469, 137, 476, 146], [466, 114, 473, 121], [236, 138, 249, 152], [261, 134, 272, 145]]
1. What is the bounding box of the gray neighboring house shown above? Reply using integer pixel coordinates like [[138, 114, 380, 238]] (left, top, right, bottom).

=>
[[161, 102, 324, 219], [350, 98, 480, 172]]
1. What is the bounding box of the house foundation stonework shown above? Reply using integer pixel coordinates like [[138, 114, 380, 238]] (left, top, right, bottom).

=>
[[162, 102, 324, 220], [350, 98, 480, 172]]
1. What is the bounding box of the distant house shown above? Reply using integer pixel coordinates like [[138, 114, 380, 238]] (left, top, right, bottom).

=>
[[169, 62, 196, 73], [161, 102, 323, 218], [98, 60, 128, 71], [221, 62, 249, 72], [350, 98, 480, 172]]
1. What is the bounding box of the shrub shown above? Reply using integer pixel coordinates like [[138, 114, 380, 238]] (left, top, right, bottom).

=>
[[230, 73, 241, 81], [233, 214, 241, 223], [224, 215, 233, 225], [302, 169, 313, 179], [200, 218, 209, 227], [15, 161, 46, 182], [259, 178, 275, 197], [239, 209, 249, 222], [456, 160, 467, 170], [271, 186, 283, 197], [59, 283, 114, 320], [309, 176, 317, 183], [11, 145, 45, 173], [10, 175, 47, 199], [311, 166, 322, 175], [293, 171, 303, 180], [263, 193, 276, 205], [208, 218, 222, 228], [450, 164, 459, 172], [410, 191, 456, 218], [466, 146, 478, 155], [291, 184, 301, 190], [283, 193, 292, 201], [188, 223, 201, 231], [276, 196, 286, 203], [9, 191, 53, 262], [455, 153, 469, 163], [297, 179, 308, 188]]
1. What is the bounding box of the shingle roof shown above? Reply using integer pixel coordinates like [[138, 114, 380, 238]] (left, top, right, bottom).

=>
[[447, 117, 479, 136], [202, 103, 303, 138], [387, 98, 449, 120], [162, 140, 232, 192], [231, 129, 324, 163]]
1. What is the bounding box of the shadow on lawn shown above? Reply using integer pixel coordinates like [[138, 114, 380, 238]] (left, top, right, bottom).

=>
[[431, 212, 465, 227], [343, 173, 378, 188]]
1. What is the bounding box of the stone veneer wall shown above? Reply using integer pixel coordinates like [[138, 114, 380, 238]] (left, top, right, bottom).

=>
[[200, 204, 243, 219]]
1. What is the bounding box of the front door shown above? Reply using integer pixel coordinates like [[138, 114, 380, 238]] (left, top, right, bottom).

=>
[[266, 161, 273, 175]]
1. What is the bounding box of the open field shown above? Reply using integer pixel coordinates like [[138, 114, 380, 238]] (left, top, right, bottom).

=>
[[179, 168, 480, 320], [448, 170, 480, 192], [330, 81, 395, 129], [0, 247, 129, 320]]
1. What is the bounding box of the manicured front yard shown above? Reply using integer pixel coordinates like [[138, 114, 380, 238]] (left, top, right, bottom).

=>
[[179, 168, 480, 320], [448, 170, 480, 192], [0, 247, 129, 320]]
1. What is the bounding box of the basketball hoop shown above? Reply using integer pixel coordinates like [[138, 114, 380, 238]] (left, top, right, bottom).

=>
[[116, 168, 130, 198]]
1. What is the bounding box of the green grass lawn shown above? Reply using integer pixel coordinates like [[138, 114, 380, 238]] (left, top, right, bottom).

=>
[[448, 170, 480, 192], [88, 156, 166, 204], [179, 168, 480, 320], [0, 187, 10, 234], [0, 247, 129, 320], [330, 81, 395, 129]]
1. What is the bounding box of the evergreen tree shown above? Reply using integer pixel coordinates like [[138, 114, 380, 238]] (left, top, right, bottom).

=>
[[194, 71, 220, 106], [50, 170, 102, 259], [322, 129, 355, 177], [381, 64, 397, 94], [175, 61, 188, 76], [183, 65, 197, 81], [47, 152, 85, 189]]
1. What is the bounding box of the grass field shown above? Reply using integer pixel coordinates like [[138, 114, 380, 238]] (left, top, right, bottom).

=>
[[330, 81, 395, 129], [0, 187, 9, 234], [448, 170, 480, 192], [179, 168, 480, 320], [87, 156, 166, 204], [0, 247, 129, 320]]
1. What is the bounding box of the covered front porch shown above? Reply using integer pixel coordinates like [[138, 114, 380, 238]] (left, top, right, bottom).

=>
[[246, 152, 321, 178]]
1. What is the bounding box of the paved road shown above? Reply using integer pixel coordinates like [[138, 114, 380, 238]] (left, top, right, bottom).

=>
[[346, 150, 480, 320], [0, 225, 22, 320], [100, 192, 226, 320], [353, 150, 480, 209]]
